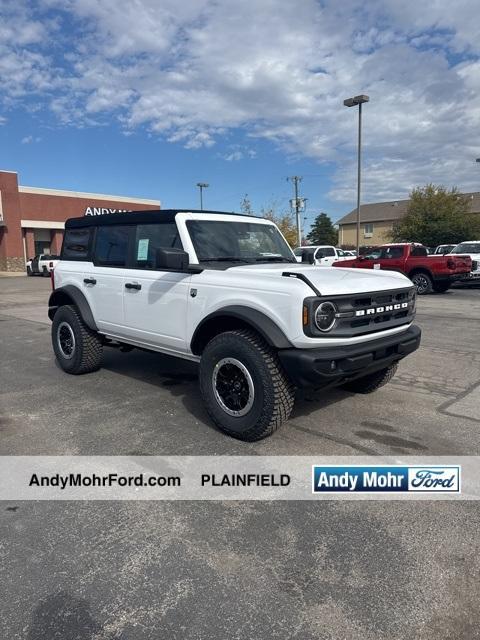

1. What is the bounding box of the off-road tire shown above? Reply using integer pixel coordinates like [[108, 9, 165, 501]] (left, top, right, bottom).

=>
[[342, 363, 398, 394], [52, 304, 103, 374], [432, 281, 450, 293], [199, 329, 295, 441], [410, 271, 433, 295], [26, 266, 32, 276]]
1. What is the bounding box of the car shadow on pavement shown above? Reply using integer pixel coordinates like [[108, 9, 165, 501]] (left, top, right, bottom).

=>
[[27, 591, 126, 640], [98, 347, 363, 440], [98, 348, 217, 432]]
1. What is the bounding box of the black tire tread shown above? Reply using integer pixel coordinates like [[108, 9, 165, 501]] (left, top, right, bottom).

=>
[[200, 329, 295, 441], [53, 305, 103, 374], [342, 363, 398, 394], [410, 270, 433, 295]]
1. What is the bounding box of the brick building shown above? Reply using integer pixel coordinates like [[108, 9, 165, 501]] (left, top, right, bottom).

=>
[[0, 170, 161, 271]]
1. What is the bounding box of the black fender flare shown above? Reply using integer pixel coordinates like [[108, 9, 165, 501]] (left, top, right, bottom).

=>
[[48, 285, 98, 331], [191, 305, 293, 354]]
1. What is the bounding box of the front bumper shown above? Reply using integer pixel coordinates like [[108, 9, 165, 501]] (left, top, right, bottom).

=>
[[278, 325, 421, 388]]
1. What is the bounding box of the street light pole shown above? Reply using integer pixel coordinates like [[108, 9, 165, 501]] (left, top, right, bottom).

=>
[[343, 94, 369, 255], [196, 182, 209, 210]]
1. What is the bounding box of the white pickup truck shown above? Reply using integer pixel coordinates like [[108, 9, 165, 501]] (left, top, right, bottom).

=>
[[294, 245, 352, 266], [449, 241, 480, 281], [48, 210, 420, 441], [26, 254, 60, 276]]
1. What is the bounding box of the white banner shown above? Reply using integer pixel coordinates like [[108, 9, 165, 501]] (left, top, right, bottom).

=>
[[0, 456, 479, 500]]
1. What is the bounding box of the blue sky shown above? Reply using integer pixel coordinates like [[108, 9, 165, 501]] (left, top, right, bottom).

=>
[[1, 0, 479, 231]]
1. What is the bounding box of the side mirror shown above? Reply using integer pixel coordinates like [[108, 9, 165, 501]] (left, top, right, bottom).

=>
[[156, 248, 189, 271], [302, 252, 315, 265]]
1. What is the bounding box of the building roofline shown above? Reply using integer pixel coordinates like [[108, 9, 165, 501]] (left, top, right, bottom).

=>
[[18, 185, 161, 206]]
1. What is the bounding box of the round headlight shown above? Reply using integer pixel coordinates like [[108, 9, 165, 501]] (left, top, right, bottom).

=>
[[315, 301, 337, 332]]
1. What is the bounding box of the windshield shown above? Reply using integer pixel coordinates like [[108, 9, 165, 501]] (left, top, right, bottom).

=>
[[187, 220, 296, 264], [451, 242, 480, 254]]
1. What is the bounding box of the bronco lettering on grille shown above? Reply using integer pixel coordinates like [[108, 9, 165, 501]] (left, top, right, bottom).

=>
[[355, 302, 409, 317]]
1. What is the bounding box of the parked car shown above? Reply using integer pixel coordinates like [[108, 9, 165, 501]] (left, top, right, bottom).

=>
[[332, 242, 471, 294], [449, 241, 480, 281], [48, 210, 420, 441], [294, 245, 352, 266], [26, 254, 60, 276], [433, 244, 456, 255]]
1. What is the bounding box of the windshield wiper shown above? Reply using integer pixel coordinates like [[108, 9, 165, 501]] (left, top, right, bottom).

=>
[[200, 257, 252, 263], [255, 256, 296, 263]]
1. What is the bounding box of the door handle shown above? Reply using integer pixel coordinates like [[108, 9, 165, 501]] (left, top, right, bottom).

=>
[[125, 282, 142, 290], [83, 278, 97, 285]]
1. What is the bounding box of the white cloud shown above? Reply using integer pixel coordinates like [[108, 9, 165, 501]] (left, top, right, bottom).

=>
[[1, 0, 479, 203], [21, 135, 41, 144]]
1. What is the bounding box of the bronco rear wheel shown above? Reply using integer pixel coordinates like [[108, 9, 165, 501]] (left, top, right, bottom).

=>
[[199, 329, 295, 441], [52, 304, 103, 374]]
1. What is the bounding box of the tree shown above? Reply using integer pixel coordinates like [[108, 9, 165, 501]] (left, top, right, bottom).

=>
[[240, 194, 253, 215], [307, 213, 338, 246], [261, 202, 298, 247], [389, 184, 480, 247]]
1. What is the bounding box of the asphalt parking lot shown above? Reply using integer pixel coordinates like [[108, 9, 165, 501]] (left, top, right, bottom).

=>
[[1, 276, 479, 639]]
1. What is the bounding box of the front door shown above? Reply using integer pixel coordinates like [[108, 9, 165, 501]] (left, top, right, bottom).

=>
[[121, 222, 191, 355]]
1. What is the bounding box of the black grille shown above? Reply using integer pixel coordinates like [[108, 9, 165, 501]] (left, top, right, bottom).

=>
[[304, 287, 416, 338], [472, 260, 478, 271]]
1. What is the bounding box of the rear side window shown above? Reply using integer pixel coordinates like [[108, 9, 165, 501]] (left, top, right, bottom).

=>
[[62, 228, 92, 260], [380, 246, 404, 259], [94, 225, 130, 266], [134, 223, 182, 269], [318, 247, 335, 257], [411, 246, 428, 257]]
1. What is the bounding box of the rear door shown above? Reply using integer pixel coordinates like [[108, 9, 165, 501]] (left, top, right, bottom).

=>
[[84, 225, 131, 335], [31, 255, 40, 273], [121, 222, 191, 354], [374, 246, 406, 272]]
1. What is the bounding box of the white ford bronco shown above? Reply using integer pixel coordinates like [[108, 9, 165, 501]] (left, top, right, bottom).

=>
[[48, 210, 421, 441]]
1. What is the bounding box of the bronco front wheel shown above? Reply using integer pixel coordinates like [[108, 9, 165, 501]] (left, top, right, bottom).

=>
[[199, 329, 295, 441]]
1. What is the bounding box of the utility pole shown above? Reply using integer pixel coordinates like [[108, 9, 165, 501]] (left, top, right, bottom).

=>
[[287, 176, 303, 246], [196, 182, 209, 210]]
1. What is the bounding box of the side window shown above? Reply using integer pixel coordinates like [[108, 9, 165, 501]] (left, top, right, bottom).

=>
[[337, 249, 345, 257], [134, 223, 182, 269], [94, 225, 130, 267], [321, 247, 335, 257], [62, 228, 92, 260], [411, 246, 428, 257]]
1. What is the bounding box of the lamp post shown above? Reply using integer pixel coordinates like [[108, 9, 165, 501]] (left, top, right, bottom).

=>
[[343, 94, 369, 254], [196, 182, 209, 210]]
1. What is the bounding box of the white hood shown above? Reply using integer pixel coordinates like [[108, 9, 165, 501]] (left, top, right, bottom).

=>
[[229, 263, 412, 295]]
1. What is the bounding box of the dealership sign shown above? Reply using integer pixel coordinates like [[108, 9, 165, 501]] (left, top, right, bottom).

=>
[[84, 207, 132, 216]]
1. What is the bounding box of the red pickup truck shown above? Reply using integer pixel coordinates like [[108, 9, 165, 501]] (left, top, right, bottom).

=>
[[332, 243, 472, 294]]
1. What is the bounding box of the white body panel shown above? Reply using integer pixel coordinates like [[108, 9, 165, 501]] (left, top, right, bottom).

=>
[[53, 212, 415, 360]]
